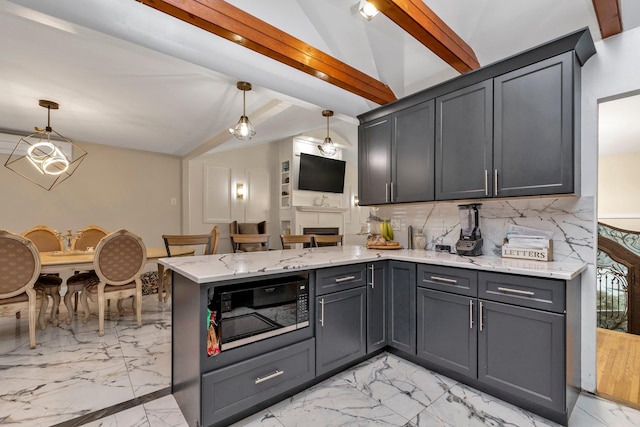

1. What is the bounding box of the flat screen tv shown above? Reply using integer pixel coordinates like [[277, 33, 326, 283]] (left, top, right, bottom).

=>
[[298, 153, 346, 194]]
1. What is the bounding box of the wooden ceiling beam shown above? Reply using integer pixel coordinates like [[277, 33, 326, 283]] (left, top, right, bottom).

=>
[[592, 0, 622, 39], [370, 0, 480, 74], [137, 0, 397, 105]]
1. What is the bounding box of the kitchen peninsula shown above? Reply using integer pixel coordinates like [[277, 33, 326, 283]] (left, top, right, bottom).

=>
[[160, 246, 586, 427]]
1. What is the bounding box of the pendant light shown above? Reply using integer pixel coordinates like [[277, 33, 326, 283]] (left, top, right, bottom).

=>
[[228, 81, 256, 141], [317, 110, 337, 157], [4, 100, 87, 191]]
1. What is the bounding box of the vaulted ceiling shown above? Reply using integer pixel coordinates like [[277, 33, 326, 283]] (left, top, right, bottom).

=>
[[0, 0, 639, 157]]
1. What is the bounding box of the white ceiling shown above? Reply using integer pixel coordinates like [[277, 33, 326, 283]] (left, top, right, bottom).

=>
[[0, 0, 639, 157]]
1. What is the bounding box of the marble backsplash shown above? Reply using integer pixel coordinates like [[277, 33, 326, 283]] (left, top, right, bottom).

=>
[[375, 196, 594, 263]]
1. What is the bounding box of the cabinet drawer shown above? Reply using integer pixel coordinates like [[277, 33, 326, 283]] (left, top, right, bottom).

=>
[[201, 338, 315, 426], [316, 264, 366, 296], [417, 264, 477, 297], [478, 272, 565, 313]]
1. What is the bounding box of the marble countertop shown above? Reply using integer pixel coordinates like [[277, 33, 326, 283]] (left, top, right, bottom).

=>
[[158, 245, 587, 284]]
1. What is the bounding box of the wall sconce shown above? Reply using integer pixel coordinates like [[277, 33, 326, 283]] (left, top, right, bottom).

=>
[[353, 195, 360, 207], [4, 100, 87, 191], [358, 0, 379, 20], [236, 183, 245, 200]]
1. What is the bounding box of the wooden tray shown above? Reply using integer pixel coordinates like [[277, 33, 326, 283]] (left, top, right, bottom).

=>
[[366, 244, 403, 250]]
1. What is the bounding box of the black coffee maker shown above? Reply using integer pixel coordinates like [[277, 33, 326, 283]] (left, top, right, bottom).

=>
[[455, 203, 483, 256]]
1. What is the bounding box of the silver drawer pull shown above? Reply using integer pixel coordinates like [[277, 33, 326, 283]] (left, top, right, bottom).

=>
[[335, 275, 356, 283], [430, 276, 457, 284], [497, 287, 535, 296], [255, 369, 284, 384]]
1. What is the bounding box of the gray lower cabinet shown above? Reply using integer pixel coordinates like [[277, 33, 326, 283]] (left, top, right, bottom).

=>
[[316, 286, 367, 375], [201, 339, 315, 427], [477, 300, 565, 412], [367, 262, 387, 353], [417, 288, 477, 377], [387, 261, 416, 354]]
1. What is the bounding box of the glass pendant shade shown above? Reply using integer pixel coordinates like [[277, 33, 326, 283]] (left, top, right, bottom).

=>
[[229, 82, 256, 141], [317, 110, 337, 156], [4, 100, 87, 191]]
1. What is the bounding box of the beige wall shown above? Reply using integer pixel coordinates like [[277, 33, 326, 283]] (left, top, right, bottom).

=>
[[598, 152, 640, 231], [0, 140, 182, 248]]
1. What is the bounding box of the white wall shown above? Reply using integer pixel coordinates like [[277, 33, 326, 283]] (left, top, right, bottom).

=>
[[186, 142, 279, 253], [0, 140, 181, 248], [581, 25, 640, 392]]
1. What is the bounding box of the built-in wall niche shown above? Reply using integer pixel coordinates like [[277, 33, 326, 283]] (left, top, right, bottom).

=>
[[203, 163, 270, 223]]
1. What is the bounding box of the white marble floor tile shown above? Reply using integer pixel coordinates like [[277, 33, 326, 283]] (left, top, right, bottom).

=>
[[144, 395, 189, 427], [412, 383, 559, 427], [229, 410, 284, 427], [569, 393, 640, 426], [82, 405, 149, 427]]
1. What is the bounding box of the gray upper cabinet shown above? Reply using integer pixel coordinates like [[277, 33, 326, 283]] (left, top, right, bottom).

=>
[[435, 81, 493, 201], [493, 52, 576, 197], [358, 101, 435, 206], [358, 117, 391, 205]]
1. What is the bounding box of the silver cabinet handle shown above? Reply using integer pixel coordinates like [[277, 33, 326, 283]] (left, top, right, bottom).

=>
[[469, 299, 474, 329], [494, 169, 498, 196], [385, 183, 389, 203], [497, 287, 535, 296], [319, 298, 325, 327], [255, 369, 283, 384], [479, 301, 484, 331], [335, 275, 356, 283], [390, 181, 394, 202], [369, 265, 375, 289], [430, 275, 457, 284], [484, 169, 488, 196]]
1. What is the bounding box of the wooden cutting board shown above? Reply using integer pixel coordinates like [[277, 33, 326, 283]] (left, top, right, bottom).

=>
[[366, 244, 403, 250]]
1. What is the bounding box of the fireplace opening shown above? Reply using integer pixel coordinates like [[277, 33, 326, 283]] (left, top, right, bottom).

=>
[[303, 227, 340, 247]]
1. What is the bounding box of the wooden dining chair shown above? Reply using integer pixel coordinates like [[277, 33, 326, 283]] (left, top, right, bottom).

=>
[[229, 221, 268, 252], [21, 225, 63, 325], [280, 234, 313, 250], [79, 229, 147, 336], [313, 234, 344, 247], [159, 226, 219, 302], [0, 230, 46, 348], [230, 234, 270, 253]]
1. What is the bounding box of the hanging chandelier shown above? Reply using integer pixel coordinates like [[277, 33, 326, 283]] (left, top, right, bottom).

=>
[[317, 110, 337, 157], [4, 100, 87, 191], [228, 81, 256, 141]]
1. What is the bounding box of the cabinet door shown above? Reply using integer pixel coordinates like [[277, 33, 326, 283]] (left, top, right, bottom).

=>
[[478, 300, 565, 412], [367, 262, 387, 353], [435, 81, 493, 201], [417, 288, 477, 378], [387, 261, 416, 354], [494, 53, 575, 197], [358, 117, 392, 205], [316, 287, 366, 375], [392, 100, 435, 203]]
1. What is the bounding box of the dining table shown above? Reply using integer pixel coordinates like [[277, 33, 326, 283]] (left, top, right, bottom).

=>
[[40, 246, 195, 310]]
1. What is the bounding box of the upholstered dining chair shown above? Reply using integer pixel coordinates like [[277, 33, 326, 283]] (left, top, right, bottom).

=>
[[21, 225, 63, 325], [64, 225, 110, 323], [79, 229, 147, 336], [0, 230, 46, 348], [280, 234, 313, 250], [160, 226, 220, 302], [312, 234, 344, 247]]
